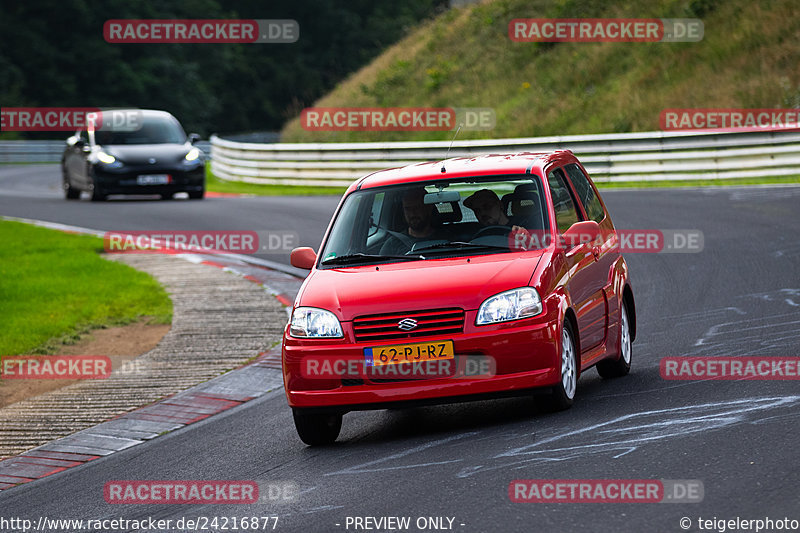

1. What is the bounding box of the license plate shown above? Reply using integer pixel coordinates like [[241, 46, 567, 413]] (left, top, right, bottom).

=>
[[137, 174, 171, 185], [364, 340, 454, 367]]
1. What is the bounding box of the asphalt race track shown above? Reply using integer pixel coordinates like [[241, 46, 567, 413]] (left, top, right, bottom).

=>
[[2, 164, 800, 532]]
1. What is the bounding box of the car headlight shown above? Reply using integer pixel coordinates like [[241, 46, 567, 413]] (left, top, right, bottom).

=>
[[476, 287, 543, 325], [290, 307, 343, 338], [184, 148, 201, 161], [96, 151, 116, 164]]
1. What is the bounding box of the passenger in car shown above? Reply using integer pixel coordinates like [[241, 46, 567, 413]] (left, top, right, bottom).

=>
[[464, 189, 509, 227], [465, 187, 540, 250]]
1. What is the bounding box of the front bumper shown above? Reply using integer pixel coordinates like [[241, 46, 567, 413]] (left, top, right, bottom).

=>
[[282, 311, 561, 411], [92, 163, 205, 195]]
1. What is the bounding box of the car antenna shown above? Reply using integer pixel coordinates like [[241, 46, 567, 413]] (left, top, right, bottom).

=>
[[441, 123, 463, 173]]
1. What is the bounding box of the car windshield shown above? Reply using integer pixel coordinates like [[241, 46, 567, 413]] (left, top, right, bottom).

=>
[[319, 175, 551, 267], [93, 115, 186, 145]]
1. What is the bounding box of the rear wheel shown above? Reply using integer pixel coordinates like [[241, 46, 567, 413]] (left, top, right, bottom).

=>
[[188, 189, 205, 200], [292, 409, 342, 446], [597, 303, 632, 379], [544, 320, 578, 411], [90, 189, 106, 202]]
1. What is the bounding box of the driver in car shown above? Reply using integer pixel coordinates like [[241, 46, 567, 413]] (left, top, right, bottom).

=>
[[380, 187, 441, 255]]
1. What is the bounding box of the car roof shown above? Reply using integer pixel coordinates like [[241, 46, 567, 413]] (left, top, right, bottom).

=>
[[354, 151, 578, 190]]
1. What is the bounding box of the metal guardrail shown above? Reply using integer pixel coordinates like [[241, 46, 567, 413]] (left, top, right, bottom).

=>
[[0, 140, 213, 163], [209, 130, 800, 186]]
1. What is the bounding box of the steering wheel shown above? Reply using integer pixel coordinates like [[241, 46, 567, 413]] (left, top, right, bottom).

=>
[[472, 225, 511, 239], [380, 229, 415, 255]]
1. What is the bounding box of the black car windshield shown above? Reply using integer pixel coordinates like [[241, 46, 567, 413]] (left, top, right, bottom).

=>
[[94, 115, 187, 145], [319, 175, 551, 267]]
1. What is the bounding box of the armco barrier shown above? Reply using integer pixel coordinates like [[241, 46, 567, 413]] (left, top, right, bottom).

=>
[[209, 130, 800, 186], [0, 140, 212, 163]]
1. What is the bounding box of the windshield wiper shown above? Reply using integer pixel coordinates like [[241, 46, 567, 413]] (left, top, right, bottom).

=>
[[412, 241, 510, 253], [320, 253, 424, 265]]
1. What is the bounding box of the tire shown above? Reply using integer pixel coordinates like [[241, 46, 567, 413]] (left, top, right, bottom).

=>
[[544, 320, 578, 411], [90, 189, 106, 202], [64, 179, 80, 200], [596, 303, 632, 379], [188, 189, 205, 200], [160, 193, 173, 200], [292, 409, 342, 446]]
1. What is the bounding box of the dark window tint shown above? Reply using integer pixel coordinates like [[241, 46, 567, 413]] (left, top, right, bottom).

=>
[[565, 163, 605, 223], [94, 116, 186, 145], [547, 168, 581, 232]]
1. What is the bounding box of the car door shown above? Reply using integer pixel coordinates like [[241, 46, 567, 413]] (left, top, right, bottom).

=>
[[64, 129, 91, 188], [547, 166, 607, 355], [564, 162, 620, 352]]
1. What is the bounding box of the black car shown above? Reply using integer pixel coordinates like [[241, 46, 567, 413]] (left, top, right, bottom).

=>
[[61, 109, 205, 201]]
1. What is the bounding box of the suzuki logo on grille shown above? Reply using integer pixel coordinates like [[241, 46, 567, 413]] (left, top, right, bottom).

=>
[[148, 158, 157, 164], [397, 318, 418, 331]]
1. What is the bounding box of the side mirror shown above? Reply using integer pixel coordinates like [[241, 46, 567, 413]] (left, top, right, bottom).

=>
[[188, 133, 201, 145], [562, 220, 601, 249], [66, 135, 80, 147], [290, 247, 317, 270]]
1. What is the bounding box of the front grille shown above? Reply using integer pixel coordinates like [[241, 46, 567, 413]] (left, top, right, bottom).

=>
[[353, 308, 465, 342]]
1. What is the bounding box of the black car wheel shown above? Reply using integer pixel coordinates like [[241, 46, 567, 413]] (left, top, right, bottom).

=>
[[596, 303, 632, 379], [188, 189, 205, 200], [292, 409, 342, 446], [543, 320, 578, 412], [64, 179, 80, 200]]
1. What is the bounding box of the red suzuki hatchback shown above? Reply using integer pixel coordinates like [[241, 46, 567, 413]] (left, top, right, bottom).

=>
[[283, 151, 635, 445]]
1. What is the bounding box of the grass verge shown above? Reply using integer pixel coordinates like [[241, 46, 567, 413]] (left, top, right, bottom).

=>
[[0, 220, 172, 356]]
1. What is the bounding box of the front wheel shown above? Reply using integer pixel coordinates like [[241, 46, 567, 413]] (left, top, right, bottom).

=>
[[64, 179, 80, 200], [544, 320, 578, 411], [596, 303, 632, 379], [292, 409, 342, 446]]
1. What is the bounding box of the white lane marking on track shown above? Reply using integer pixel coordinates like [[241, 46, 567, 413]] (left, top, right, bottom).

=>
[[325, 432, 478, 476], [453, 396, 800, 478]]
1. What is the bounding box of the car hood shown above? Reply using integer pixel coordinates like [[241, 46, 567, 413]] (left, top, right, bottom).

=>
[[298, 252, 544, 321], [100, 143, 191, 165]]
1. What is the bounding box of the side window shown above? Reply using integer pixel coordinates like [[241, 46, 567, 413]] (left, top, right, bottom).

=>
[[547, 168, 581, 233], [368, 192, 385, 237], [565, 163, 605, 223]]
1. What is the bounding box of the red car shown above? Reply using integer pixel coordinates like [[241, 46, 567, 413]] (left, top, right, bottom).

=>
[[283, 151, 635, 445]]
